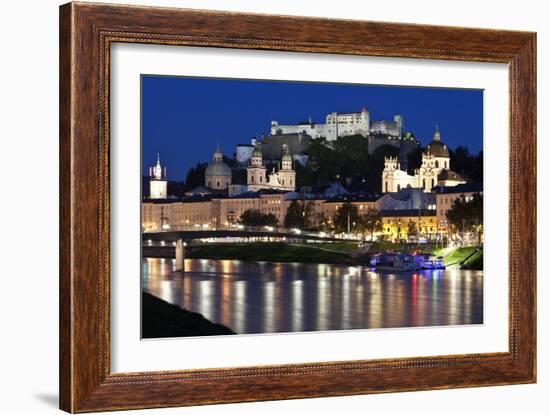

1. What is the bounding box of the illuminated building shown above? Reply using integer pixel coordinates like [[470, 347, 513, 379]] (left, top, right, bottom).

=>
[[142, 191, 288, 231], [382, 127, 466, 193], [435, 183, 483, 235], [322, 195, 378, 224], [380, 209, 438, 242], [246, 143, 296, 192], [148, 153, 167, 199]]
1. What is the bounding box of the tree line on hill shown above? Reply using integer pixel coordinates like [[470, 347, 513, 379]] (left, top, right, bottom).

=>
[[299, 135, 483, 193]]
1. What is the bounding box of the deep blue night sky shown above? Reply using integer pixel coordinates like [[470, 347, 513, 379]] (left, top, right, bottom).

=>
[[142, 75, 483, 181]]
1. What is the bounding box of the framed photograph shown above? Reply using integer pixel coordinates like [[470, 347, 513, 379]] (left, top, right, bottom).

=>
[[59, 2, 536, 412]]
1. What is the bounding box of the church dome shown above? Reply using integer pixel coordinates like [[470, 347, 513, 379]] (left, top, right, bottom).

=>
[[252, 146, 262, 158], [205, 146, 231, 178], [205, 160, 231, 177], [426, 141, 449, 158], [426, 127, 449, 158]]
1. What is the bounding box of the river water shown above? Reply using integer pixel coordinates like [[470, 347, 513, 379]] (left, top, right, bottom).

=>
[[142, 258, 483, 335]]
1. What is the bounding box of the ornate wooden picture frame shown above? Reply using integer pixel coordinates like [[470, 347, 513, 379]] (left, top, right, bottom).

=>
[[59, 2, 536, 412]]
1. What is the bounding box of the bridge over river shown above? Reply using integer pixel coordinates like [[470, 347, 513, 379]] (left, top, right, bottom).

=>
[[143, 229, 358, 243], [143, 228, 361, 271]]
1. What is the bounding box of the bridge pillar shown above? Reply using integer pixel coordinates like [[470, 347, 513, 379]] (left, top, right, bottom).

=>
[[175, 239, 185, 272]]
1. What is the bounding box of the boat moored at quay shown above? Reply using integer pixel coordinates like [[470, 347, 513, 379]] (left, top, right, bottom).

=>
[[369, 252, 445, 271]]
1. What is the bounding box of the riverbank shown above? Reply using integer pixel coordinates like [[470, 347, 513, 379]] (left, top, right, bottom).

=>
[[431, 246, 483, 269], [142, 291, 235, 338], [188, 242, 354, 264], [142, 242, 482, 269]]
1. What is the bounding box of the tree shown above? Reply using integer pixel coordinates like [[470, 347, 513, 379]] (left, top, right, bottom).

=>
[[316, 212, 333, 232], [448, 146, 483, 183], [298, 136, 402, 193], [263, 213, 279, 227], [359, 208, 382, 241], [407, 220, 417, 241], [185, 162, 208, 189], [284, 200, 314, 229], [406, 146, 424, 174], [446, 193, 483, 244], [332, 202, 360, 234], [239, 209, 279, 227]]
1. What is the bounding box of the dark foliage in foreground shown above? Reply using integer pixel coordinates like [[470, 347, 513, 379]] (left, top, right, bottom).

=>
[[142, 291, 235, 338]]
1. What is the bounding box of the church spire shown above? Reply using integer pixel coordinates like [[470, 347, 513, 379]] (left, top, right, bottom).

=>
[[213, 144, 223, 162], [150, 153, 164, 180], [433, 125, 441, 141], [149, 153, 167, 199]]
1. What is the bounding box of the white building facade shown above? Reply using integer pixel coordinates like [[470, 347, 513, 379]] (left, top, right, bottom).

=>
[[382, 128, 466, 193]]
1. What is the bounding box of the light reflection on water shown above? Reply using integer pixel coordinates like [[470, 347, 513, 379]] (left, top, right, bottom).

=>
[[142, 258, 483, 335]]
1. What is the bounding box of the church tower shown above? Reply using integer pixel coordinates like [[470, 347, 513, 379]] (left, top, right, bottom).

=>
[[149, 153, 167, 199], [384, 156, 400, 172], [277, 144, 296, 190], [247, 142, 267, 191], [416, 127, 451, 192]]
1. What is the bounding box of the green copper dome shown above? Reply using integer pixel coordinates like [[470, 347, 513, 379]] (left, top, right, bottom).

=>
[[205, 160, 231, 177], [252, 146, 262, 158]]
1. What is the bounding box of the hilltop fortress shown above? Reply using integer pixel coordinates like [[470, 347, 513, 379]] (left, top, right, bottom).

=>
[[271, 108, 374, 141], [269, 107, 418, 169], [270, 107, 407, 143]]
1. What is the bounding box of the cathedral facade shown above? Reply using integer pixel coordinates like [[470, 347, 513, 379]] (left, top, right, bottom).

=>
[[382, 128, 466, 193], [246, 143, 296, 192]]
